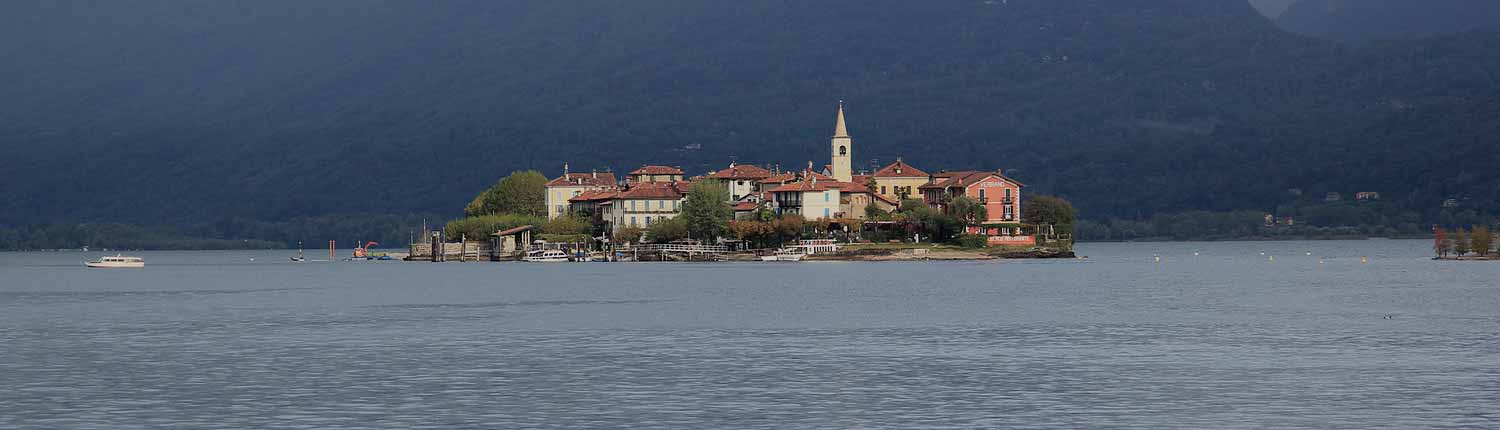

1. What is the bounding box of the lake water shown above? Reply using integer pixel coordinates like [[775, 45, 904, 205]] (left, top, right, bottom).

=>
[[2, 240, 1497, 429]]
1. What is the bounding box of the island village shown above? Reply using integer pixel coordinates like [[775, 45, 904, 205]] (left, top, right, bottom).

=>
[[411, 103, 1074, 262]]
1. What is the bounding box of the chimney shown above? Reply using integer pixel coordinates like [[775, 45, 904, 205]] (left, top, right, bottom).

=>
[[592, 170, 598, 179], [564, 163, 570, 175]]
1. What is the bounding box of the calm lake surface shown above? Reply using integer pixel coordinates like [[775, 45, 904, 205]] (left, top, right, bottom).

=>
[[2, 240, 1497, 429]]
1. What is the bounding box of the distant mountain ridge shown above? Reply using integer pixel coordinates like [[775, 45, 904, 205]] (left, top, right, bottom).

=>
[[1, 0, 1496, 228], [1275, 0, 1500, 41]]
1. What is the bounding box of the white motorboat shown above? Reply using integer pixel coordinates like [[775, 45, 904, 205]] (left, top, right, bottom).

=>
[[523, 249, 572, 262], [759, 248, 807, 262], [86, 255, 145, 268]]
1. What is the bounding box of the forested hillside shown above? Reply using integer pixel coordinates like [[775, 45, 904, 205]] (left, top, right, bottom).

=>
[[1276, 0, 1500, 42], [2, 0, 1497, 247]]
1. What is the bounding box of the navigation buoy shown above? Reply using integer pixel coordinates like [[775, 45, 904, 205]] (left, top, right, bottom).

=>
[[1306, 251, 1313, 256], [1154, 254, 1162, 263]]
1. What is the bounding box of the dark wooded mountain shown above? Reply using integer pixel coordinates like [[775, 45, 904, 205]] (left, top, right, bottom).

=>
[[1248, 0, 1299, 18], [1276, 0, 1500, 42], [2, 0, 1497, 233]]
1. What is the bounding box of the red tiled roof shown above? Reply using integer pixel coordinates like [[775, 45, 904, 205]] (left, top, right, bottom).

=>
[[546, 172, 617, 187], [850, 174, 871, 185], [733, 202, 761, 211], [918, 171, 1026, 190], [616, 181, 687, 199], [759, 169, 834, 184], [630, 165, 684, 175], [768, 179, 855, 193], [710, 164, 773, 180], [872, 159, 929, 178], [568, 189, 619, 202]]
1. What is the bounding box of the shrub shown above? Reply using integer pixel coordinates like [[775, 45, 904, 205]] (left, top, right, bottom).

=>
[[955, 234, 989, 249]]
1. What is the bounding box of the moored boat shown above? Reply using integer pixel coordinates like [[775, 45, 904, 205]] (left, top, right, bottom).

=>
[[523, 249, 572, 262], [759, 248, 807, 262], [86, 255, 145, 268]]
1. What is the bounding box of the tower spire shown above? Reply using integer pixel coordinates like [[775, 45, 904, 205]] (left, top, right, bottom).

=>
[[834, 100, 849, 138]]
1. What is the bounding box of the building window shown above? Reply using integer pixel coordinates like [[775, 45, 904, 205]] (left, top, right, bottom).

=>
[[823, 208, 830, 218], [1005, 188, 1013, 200], [881, 186, 887, 195], [658, 200, 664, 210], [839, 146, 847, 156], [979, 189, 986, 201], [556, 205, 565, 214], [824, 191, 831, 202], [630, 217, 637, 227], [645, 217, 652, 226]]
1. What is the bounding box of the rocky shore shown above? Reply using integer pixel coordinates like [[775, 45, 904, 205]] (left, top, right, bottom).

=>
[[800, 246, 1076, 262]]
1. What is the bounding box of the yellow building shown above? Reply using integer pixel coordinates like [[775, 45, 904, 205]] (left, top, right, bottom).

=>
[[544, 170, 617, 220], [869, 158, 929, 203]]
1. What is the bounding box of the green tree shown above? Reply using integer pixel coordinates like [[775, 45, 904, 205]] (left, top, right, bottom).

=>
[[612, 226, 645, 245], [1474, 225, 1494, 257], [541, 215, 591, 236], [948, 196, 988, 228], [681, 181, 733, 242], [464, 170, 548, 217], [864, 204, 891, 221], [646, 216, 690, 243], [444, 214, 543, 242], [899, 201, 960, 243], [1454, 228, 1471, 256], [897, 198, 928, 214], [1023, 194, 1078, 236]]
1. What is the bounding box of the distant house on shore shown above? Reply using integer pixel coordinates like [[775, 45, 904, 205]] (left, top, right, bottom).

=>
[[544, 168, 617, 220], [918, 170, 1030, 245], [869, 158, 929, 202], [1325, 192, 1343, 202], [709, 162, 773, 200], [1355, 192, 1381, 201], [628, 165, 684, 183], [604, 181, 689, 233]]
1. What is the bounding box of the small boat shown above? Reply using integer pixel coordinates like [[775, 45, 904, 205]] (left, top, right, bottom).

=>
[[760, 248, 807, 262], [86, 254, 145, 268], [290, 245, 306, 262], [523, 249, 572, 262]]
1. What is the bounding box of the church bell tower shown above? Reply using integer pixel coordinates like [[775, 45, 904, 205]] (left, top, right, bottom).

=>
[[831, 101, 853, 183]]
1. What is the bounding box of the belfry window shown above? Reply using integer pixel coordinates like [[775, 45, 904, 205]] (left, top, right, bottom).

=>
[[839, 146, 847, 156]]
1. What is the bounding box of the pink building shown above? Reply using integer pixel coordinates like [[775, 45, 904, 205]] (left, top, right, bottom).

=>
[[919, 171, 1034, 246]]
